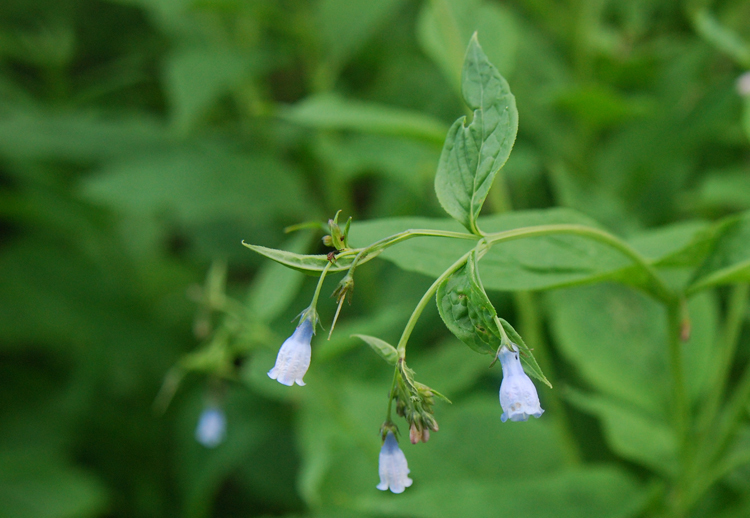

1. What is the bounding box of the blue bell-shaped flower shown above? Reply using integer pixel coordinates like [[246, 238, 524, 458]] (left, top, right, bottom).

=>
[[268, 319, 314, 386], [377, 431, 413, 494], [498, 345, 544, 422]]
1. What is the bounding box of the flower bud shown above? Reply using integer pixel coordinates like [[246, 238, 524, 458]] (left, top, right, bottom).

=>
[[409, 423, 420, 444]]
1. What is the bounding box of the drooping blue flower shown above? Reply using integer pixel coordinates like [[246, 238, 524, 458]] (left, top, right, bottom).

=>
[[195, 407, 226, 448], [377, 431, 413, 494], [268, 319, 314, 386], [498, 346, 544, 422]]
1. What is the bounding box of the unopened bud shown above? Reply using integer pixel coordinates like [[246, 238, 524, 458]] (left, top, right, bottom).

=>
[[322, 235, 333, 247], [422, 428, 430, 442], [409, 423, 420, 444]]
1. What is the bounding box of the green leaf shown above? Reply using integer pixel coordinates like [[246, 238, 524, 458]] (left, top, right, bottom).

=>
[[547, 283, 718, 414], [434, 34, 518, 234], [313, 133, 440, 193], [352, 334, 398, 365], [689, 211, 750, 292], [566, 389, 677, 477], [436, 250, 549, 385], [0, 450, 108, 518], [627, 220, 713, 267], [241, 243, 361, 274], [435, 254, 495, 356], [354, 466, 646, 518], [279, 93, 449, 143], [695, 168, 750, 211], [164, 47, 253, 132], [691, 9, 750, 67], [317, 0, 406, 74], [80, 148, 310, 223], [0, 110, 168, 162], [497, 316, 550, 388]]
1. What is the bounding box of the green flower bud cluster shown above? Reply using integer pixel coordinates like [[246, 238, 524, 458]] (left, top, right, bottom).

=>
[[393, 360, 449, 444]]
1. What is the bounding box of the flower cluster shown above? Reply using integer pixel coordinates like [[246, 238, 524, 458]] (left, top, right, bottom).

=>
[[393, 360, 444, 444], [497, 345, 544, 423]]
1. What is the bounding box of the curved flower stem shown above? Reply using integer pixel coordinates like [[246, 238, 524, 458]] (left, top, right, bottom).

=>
[[396, 250, 475, 357], [385, 366, 400, 423], [483, 224, 675, 304], [307, 261, 333, 320]]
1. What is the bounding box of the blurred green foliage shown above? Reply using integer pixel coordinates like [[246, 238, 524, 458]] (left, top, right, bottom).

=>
[[1, 0, 750, 517]]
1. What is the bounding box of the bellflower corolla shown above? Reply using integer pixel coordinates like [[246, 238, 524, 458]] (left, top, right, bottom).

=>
[[195, 407, 226, 448], [498, 346, 544, 422], [268, 319, 314, 386], [377, 431, 413, 494]]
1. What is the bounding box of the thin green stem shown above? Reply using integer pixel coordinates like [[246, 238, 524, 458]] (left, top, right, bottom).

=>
[[385, 366, 400, 424], [667, 300, 691, 518], [667, 301, 691, 456], [396, 250, 474, 357], [707, 346, 750, 473], [308, 261, 333, 315], [483, 224, 675, 304], [699, 284, 749, 435], [348, 228, 478, 268]]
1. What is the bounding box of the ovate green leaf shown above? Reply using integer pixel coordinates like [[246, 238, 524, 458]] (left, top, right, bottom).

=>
[[434, 34, 518, 234], [279, 93, 449, 144], [436, 250, 549, 385], [566, 389, 677, 477]]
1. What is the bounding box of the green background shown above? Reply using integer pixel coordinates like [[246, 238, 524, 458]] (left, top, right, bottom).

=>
[[2, 0, 750, 517]]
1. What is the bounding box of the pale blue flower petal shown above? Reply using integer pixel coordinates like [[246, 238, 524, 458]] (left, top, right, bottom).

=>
[[377, 431, 413, 494], [498, 346, 544, 423], [268, 319, 314, 386]]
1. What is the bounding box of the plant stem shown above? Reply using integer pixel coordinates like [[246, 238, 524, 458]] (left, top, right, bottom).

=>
[[308, 261, 333, 318], [396, 250, 474, 357], [385, 366, 400, 424], [698, 284, 749, 436], [667, 300, 691, 518]]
